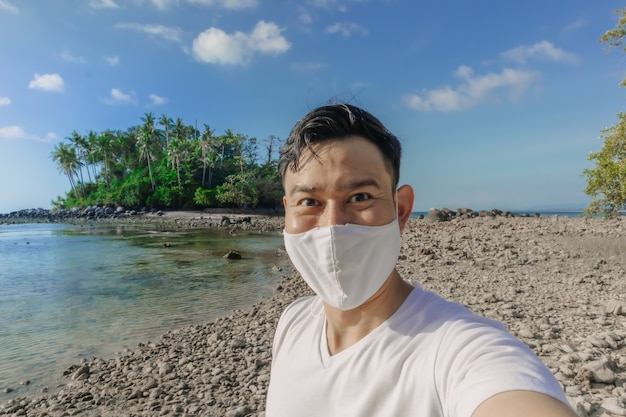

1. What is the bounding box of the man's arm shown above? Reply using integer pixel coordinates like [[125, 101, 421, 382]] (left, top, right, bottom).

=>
[[473, 390, 578, 417]]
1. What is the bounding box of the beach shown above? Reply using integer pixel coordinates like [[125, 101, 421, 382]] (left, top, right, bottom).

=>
[[1, 211, 625, 417]]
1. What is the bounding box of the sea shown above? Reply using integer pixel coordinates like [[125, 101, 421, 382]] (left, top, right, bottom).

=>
[[0, 222, 289, 399], [411, 210, 586, 218], [0, 210, 587, 399]]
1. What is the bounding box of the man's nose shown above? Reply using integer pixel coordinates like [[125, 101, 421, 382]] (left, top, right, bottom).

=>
[[321, 202, 349, 226]]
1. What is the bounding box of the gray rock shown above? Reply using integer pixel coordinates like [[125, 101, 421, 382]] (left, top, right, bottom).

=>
[[606, 300, 626, 315], [601, 397, 626, 416], [424, 208, 445, 222]]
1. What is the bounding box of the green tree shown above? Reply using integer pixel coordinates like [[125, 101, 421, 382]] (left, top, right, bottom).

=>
[[68, 131, 91, 185], [199, 124, 216, 187], [583, 112, 626, 214], [152, 159, 181, 207], [51, 111, 283, 211], [216, 171, 258, 208], [51, 143, 81, 196], [583, 8, 626, 215], [166, 137, 184, 187], [600, 7, 626, 86], [108, 129, 134, 182], [138, 113, 160, 190], [255, 161, 283, 209], [159, 114, 173, 145], [96, 130, 116, 189], [172, 118, 189, 142], [86, 130, 100, 181]]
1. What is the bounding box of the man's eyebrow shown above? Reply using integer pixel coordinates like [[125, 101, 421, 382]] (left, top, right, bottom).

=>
[[287, 178, 381, 196], [287, 184, 316, 196], [340, 178, 381, 191]]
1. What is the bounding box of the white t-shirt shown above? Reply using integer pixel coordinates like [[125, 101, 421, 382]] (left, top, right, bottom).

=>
[[266, 285, 570, 417]]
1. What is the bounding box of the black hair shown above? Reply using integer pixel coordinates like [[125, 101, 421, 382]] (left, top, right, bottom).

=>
[[278, 103, 402, 189]]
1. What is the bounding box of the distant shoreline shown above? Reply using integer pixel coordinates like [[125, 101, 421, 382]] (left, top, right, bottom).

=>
[[0, 206, 603, 227], [0, 208, 285, 232]]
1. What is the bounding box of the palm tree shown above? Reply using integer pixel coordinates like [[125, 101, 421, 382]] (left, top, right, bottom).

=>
[[112, 130, 133, 181], [142, 112, 155, 132], [51, 143, 81, 195], [199, 124, 216, 187], [138, 113, 160, 190], [68, 131, 91, 185], [86, 130, 100, 181], [159, 114, 173, 145], [167, 137, 183, 187], [172, 117, 187, 142], [96, 131, 115, 188], [137, 126, 156, 190]]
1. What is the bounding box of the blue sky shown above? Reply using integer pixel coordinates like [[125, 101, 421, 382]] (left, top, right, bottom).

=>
[[0, 0, 624, 213]]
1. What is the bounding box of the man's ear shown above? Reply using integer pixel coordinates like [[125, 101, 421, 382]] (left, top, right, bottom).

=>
[[282, 195, 288, 210], [396, 185, 414, 233]]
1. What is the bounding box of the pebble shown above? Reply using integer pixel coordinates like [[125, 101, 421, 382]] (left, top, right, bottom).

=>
[[1, 214, 625, 416]]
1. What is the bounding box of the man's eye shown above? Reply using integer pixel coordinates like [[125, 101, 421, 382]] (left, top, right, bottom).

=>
[[349, 193, 370, 203], [300, 198, 318, 207]]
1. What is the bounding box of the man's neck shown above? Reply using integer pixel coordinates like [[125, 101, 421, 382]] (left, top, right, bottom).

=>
[[323, 272, 413, 355]]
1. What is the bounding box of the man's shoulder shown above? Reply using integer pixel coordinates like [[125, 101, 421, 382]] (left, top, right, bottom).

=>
[[272, 295, 322, 354], [283, 295, 318, 315], [394, 284, 508, 336], [275, 295, 319, 331], [400, 284, 473, 320]]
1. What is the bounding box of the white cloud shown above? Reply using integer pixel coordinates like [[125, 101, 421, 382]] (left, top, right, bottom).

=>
[[312, 0, 363, 11], [150, 0, 179, 10], [187, 0, 257, 9], [325, 22, 367, 37], [501, 41, 578, 65], [61, 49, 86, 63], [403, 66, 539, 112], [249, 21, 291, 53], [563, 19, 587, 34], [106, 56, 120, 66], [298, 6, 312, 25], [90, 0, 119, 9], [28, 73, 65, 92], [0, 125, 56, 142], [192, 20, 290, 66], [193, 28, 246, 65], [115, 23, 182, 43], [0, 125, 25, 139], [149, 93, 167, 105], [0, 0, 18, 14], [0, 97, 10, 106], [104, 88, 136, 105]]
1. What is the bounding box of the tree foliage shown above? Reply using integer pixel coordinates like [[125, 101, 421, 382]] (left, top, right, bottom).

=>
[[50, 113, 284, 211], [583, 8, 626, 215], [600, 7, 626, 86], [583, 112, 626, 214]]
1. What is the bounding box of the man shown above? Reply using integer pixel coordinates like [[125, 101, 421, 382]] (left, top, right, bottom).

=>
[[266, 103, 577, 417]]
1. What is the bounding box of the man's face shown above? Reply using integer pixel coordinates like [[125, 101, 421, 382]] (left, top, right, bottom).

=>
[[282, 136, 397, 234]]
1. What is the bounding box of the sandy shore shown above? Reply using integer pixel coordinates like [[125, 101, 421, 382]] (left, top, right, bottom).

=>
[[1, 212, 625, 417]]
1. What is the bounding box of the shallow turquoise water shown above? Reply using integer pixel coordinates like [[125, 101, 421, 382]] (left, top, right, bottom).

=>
[[0, 223, 288, 397]]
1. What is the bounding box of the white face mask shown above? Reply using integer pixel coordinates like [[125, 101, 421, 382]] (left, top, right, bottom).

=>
[[283, 218, 401, 311]]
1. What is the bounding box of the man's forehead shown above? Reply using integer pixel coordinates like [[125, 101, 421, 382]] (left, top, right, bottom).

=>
[[283, 136, 394, 191]]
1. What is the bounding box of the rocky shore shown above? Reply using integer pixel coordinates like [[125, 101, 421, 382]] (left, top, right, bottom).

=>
[[0, 208, 284, 233], [1, 211, 625, 417]]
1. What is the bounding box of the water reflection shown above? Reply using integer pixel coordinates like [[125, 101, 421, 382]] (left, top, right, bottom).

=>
[[0, 223, 289, 397]]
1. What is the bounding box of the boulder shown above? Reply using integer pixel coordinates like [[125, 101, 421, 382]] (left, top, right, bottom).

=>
[[223, 250, 242, 260]]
